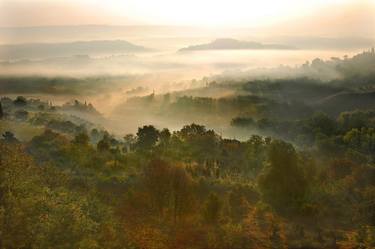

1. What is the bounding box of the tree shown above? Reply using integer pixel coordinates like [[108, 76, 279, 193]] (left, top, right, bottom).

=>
[[136, 125, 159, 151], [0, 102, 3, 119], [258, 140, 307, 212], [13, 96, 27, 107], [2, 131, 18, 143], [143, 159, 172, 215], [327, 159, 355, 180], [0, 142, 123, 249], [228, 189, 249, 222], [97, 135, 111, 152], [203, 193, 222, 224], [90, 128, 100, 143], [159, 128, 171, 145], [170, 165, 193, 224], [72, 132, 89, 146], [179, 123, 206, 139], [123, 134, 136, 153], [309, 112, 337, 136], [177, 124, 220, 165]]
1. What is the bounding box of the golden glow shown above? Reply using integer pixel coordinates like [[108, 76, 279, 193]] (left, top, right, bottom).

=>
[[103, 0, 355, 27], [0, 0, 368, 27]]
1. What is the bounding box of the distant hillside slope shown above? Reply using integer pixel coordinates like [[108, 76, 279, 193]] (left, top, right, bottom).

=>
[[0, 40, 149, 59], [179, 38, 295, 51], [317, 91, 375, 115]]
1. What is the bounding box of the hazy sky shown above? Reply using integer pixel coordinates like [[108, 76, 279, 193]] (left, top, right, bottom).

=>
[[1, 0, 372, 27]]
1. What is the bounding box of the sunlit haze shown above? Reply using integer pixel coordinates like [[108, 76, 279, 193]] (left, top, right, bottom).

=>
[[0, 0, 371, 28]]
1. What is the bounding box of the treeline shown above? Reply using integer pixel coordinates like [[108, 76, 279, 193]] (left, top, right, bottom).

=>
[[232, 110, 375, 163]]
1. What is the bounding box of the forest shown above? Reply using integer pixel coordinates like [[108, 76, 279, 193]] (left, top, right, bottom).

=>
[[1, 49, 375, 249]]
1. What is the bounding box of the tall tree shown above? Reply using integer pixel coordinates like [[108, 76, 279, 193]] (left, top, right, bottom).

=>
[[136, 125, 159, 151], [258, 140, 307, 212]]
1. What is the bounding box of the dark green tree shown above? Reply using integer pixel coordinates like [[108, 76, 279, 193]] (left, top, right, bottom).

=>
[[13, 96, 27, 107], [136, 125, 159, 151]]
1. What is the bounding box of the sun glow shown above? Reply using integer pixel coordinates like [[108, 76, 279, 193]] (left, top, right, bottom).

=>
[[0, 0, 371, 28], [98, 0, 355, 27]]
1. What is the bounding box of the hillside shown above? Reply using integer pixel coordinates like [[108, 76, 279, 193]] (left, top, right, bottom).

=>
[[179, 38, 295, 51], [0, 40, 149, 59]]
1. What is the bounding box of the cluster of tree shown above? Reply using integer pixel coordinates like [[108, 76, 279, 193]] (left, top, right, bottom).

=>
[[61, 99, 100, 115], [1, 96, 101, 125], [1, 117, 374, 248], [232, 110, 375, 163]]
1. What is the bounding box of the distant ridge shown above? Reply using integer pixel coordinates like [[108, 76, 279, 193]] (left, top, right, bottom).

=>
[[0, 40, 149, 60], [179, 38, 296, 51]]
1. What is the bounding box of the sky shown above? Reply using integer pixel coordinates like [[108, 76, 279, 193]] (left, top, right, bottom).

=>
[[0, 0, 372, 28]]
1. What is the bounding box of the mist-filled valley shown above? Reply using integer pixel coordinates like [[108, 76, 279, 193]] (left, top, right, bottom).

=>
[[0, 26, 372, 132], [1, 1, 375, 248]]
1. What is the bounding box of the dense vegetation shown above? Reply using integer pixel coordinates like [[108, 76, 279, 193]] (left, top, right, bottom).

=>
[[1, 104, 375, 248], [1, 50, 375, 248]]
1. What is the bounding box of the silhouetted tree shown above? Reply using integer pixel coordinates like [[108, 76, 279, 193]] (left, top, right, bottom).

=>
[[13, 96, 27, 107], [136, 125, 159, 151], [159, 128, 171, 145]]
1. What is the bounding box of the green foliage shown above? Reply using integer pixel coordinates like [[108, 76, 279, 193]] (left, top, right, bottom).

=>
[[258, 140, 308, 213], [136, 125, 160, 151], [2, 99, 375, 249], [97, 135, 111, 152], [73, 132, 90, 146], [13, 96, 27, 106], [0, 142, 124, 248]]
